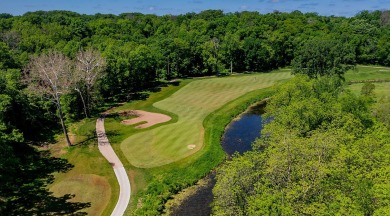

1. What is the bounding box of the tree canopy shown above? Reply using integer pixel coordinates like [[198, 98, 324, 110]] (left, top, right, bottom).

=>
[[291, 38, 356, 78], [1, 9, 390, 100], [213, 76, 390, 215]]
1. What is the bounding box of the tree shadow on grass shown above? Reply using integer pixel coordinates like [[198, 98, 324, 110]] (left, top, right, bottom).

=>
[[124, 80, 182, 102], [127, 92, 150, 101], [71, 129, 98, 147], [104, 130, 120, 138], [0, 143, 91, 215]]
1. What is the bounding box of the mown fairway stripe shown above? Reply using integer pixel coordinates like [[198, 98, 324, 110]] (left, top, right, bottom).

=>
[[121, 72, 292, 168]]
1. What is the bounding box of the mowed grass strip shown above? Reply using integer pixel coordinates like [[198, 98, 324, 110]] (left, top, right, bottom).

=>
[[121, 71, 292, 168]]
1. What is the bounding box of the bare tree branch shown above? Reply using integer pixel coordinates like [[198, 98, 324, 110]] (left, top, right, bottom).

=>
[[23, 50, 73, 146], [74, 48, 106, 117]]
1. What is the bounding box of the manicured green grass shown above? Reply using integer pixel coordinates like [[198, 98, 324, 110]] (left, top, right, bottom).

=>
[[120, 71, 293, 168], [345, 65, 390, 81], [49, 65, 390, 215]]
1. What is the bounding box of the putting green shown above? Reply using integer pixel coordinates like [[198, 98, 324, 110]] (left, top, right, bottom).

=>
[[121, 71, 292, 168]]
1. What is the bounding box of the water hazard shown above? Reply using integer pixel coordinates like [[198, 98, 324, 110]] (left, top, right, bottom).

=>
[[169, 101, 267, 216], [221, 101, 266, 156]]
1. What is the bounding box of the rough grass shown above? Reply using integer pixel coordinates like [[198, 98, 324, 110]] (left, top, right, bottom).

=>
[[345, 65, 390, 81], [50, 174, 111, 216], [120, 71, 293, 168], [48, 119, 119, 216], [347, 82, 390, 98]]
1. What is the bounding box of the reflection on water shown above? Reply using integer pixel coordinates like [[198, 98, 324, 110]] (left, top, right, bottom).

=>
[[169, 172, 216, 216], [221, 101, 266, 156], [169, 101, 266, 216]]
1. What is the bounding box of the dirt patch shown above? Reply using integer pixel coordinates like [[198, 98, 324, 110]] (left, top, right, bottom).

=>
[[121, 110, 171, 128]]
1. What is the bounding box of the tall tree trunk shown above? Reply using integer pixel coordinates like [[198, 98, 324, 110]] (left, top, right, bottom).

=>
[[86, 86, 91, 117], [230, 60, 233, 74], [57, 100, 72, 147], [75, 88, 88, 118]]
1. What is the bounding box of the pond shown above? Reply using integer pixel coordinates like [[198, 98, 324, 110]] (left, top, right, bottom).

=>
[[221, 101, 266, 156], [169, 101, 267, 216]]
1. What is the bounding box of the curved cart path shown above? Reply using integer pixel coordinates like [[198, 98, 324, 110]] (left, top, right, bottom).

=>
[[96, 117, 130, 216]]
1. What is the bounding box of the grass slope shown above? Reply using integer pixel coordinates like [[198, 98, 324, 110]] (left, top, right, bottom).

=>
[[50, 174, 111, 216], [120, 71, 293, 168], [48, 127, 119, 216]]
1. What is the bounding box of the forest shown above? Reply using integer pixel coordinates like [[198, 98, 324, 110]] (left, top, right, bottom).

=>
[[0, 9, 390, 214]]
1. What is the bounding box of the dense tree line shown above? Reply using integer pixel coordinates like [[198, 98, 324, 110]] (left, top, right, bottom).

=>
[[0, 9, 390, 100]]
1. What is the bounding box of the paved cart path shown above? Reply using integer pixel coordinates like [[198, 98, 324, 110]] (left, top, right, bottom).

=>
[[96, 117, 130, 216]]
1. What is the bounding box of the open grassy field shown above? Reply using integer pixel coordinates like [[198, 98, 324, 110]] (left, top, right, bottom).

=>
[[120, 71, 292, 168], [346, 65, 390, 98], [345, 65, 390, 81]]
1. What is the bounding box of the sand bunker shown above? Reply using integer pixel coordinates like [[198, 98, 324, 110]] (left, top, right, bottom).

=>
[[121, 110, 171, 128], [187, 144, 196, 150]]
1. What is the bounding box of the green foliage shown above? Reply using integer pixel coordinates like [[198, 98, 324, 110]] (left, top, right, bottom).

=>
[[0, 42, 18, 69], [1, 10, 390, 100], [0, 68, 89, 214], [361, 82, 376, 96], [291, 38, 355, 79], [373, 98, 390, 129], [213, 76, 390, 215]]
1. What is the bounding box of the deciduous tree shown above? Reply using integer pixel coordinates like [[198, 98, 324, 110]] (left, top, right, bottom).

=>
[[75, 48, 106, 117], [23, 51, 73, 146], [291, 38, 356, 79]]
